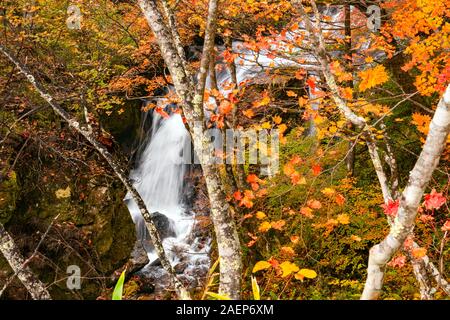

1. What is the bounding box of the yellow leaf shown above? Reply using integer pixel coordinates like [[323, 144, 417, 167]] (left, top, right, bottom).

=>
[[279, 261, 299, 277], [252, 260, 272, 273], [329, 126, 338, 134], [55, 186, 71, 199], [321, 187, 335, 196], [337, 213, 350, 225], [258, 221, 272, 232], [256, 211, 267, 220], [358, 65, 389, 92], [350, 235, 362, 242], [261, 122, 271, 129], [298, 268, 317, 279], [253, 92, 271, 107], [251, 276, 260, 300]]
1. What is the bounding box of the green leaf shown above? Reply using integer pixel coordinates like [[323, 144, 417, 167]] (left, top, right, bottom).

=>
[[205, 292, 231, 300], [251, 276, 260, 300], [112, 269, 126, 300]]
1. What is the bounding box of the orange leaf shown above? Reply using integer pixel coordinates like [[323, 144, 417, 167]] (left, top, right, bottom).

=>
[[280, 246, 296, 257], [300, 207, 314, 218], [271, 220, 286, 230], [335, 194, 346, 206], [286, 90, 297, 97], [358, 65, 389, 92], [441, 220, 450, 232], [307, 199, 322, 209], [247, 174, 261, 184], [273, 115, 282, 124], [411, 247, 427, 259], [290, 172, 306, 185], [243, 109, 255, 118], [219, 100, 233, 115], [251, 182, 259, 191]]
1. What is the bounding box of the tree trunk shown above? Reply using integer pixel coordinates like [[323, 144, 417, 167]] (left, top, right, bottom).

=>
[[361, 86, 450, 299], [0, 222, 51, 300], [343, 3, 355, 176], [138, 0, 242, 298]]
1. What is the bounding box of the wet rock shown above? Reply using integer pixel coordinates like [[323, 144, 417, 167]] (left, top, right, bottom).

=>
[[128, 241, 150, 274], [174, 262, 188, 274], [139, 211, 176, 253]]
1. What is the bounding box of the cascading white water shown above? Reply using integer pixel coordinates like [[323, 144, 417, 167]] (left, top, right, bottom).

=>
[[126, 110, 197, 264]]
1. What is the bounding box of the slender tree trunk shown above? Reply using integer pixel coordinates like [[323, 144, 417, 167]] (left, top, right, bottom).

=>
[[361, 86, 450, 299], [224, 36, 247, 190], [209, 53, 239, 193], [138, 0, 242, 298], [0, 44, 191, 300], [343, 3, 355, 176], [0, 223, 51, 300]]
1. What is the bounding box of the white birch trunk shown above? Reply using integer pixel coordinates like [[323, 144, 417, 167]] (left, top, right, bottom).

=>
[[361, 86, 450, 299], [0, 223, 51, 300]]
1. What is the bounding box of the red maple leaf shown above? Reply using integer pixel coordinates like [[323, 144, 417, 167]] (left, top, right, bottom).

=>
[[306, 77, 316, 94], [155, 107, 170, 119], [246, 174, 260, 184], [311, 164, 321, 176], [423, 189, 446, 210], [381, 199, 400, 217], [233, 190, 243, 201]]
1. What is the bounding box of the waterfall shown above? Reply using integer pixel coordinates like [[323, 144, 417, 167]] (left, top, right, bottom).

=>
[[125, 109, 200, 264]]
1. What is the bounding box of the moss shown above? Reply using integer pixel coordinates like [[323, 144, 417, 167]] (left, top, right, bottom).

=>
[[0, 171, 20, 224], [99, 101, 142, 155]]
